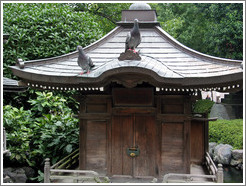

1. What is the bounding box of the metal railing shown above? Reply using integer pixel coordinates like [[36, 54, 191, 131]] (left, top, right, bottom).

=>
[[163, 152, 223, 183]]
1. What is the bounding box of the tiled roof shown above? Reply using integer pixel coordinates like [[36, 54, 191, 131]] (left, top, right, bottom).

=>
[[10, 25, 243, 92], [3, 77, 27, 92]]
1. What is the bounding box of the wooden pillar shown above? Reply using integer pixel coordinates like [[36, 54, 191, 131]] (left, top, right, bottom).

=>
[[44, 158, 50, 183], [204, 113, 209, 154], [79, 120, 87, 169], [78, 95, 87, 170], [184, 96, 191, 173]]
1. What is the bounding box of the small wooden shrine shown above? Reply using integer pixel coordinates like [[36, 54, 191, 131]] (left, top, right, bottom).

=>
[[10, 4, 243, 179]]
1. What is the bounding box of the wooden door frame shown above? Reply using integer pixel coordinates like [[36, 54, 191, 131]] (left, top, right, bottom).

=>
[[109, 107, 159, 178]]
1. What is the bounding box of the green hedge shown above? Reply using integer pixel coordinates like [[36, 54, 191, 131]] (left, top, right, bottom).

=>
[[209, 119, 243, 149]]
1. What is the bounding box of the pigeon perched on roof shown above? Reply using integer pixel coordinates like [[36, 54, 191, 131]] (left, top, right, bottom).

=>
[[77, 45, 94, 75], [125, 19, 141, 53]]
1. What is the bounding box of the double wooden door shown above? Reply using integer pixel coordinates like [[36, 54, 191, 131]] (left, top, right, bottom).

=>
[[111, 113, 158, 178]]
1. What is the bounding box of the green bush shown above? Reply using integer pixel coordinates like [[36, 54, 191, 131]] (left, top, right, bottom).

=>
[[193, 99, 214, 113], [209, 119, 243, 149], [3, 92, 79, 168], [3, 106, 34, 166], [3, 3, 104, 111], [3, 3, 104, 78]]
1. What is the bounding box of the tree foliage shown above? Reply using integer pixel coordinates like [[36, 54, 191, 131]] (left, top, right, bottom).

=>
[[3, 92, 79, 168], [155, 3, 243, 60], [2, 3, 131, 109], [3, 3, 104, 79], [72, 3, 131, 33]]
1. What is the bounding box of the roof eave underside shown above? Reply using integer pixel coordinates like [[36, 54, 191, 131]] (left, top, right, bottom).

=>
[[11, 66, 243, 93]]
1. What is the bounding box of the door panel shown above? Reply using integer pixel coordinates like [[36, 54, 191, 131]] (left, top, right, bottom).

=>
[[134, 115, 157, 177], [111, 113, 157, 178], [111, 115, 133, 176]]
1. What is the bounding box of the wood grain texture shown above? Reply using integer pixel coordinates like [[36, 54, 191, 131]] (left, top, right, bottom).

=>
[[86, 121, 107, 174], [159, 95, 191, 175], [111, 113, 158, 178], [190, 121, 204, 164], [112, 88, 153, 106], [161, 123, 185, 174], [79, 120, 86, 170], [111, 115, 133, 176], [134, 115, 157, 177], [161, 96, 184, 114]]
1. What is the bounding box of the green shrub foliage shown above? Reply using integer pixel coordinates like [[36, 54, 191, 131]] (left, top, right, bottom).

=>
[[209, 119, 243, 149], [3, 92, 79, 167], [3, 3, 103, 78], [193, 99, 214, 113]]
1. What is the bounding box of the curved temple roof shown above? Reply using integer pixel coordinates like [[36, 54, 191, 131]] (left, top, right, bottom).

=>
[[3, 77, 27, 92], [10, 7, 243, 93]]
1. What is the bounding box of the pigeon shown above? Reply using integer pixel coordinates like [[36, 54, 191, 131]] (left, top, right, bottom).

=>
[[125, 19, 141, 53], [77, 45, 94, 75]]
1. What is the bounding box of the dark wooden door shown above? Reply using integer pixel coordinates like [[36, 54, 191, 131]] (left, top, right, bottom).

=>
[[111, 113, 157, 178]]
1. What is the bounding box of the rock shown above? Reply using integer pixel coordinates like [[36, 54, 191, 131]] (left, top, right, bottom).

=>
[[3, 167, 27, 183], [230, 150, 243, 168], [210, 104, 230, 120], [237, 163, 243, 170], [230, 159, 242, 167], [151, 178, 158, 183], [231, 150, 243, 160], [3, 175, 13, 183], [209, 142, 217, 158], [213, 144, 233, 165], [22, 167, 35, 178], [3, 167, 14, 177]]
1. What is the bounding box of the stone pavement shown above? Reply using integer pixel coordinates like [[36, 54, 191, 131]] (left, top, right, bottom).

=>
[[109, 177, 160, 183]]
